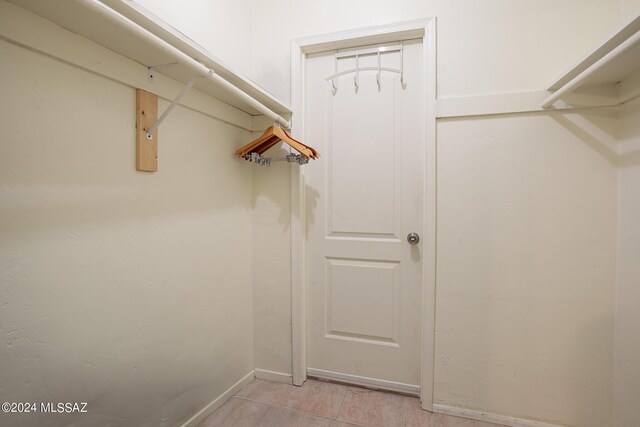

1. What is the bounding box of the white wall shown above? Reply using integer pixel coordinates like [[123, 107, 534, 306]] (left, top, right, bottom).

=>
[[129, 0, 295, 381], [251, 150, 293, 378], [437, 110, 617, 426], [247, 1, 622, 426], [0, 5, 255, 425], [606, 5, 639, 427], [613, 98, 640, 427], [250, 0, 621, 102], [134, 0, 253, 77], [621, 0, 640, 20]]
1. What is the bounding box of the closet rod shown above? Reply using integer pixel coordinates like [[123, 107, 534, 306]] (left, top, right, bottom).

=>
[[80, 0, 291, 128], [541, 29, 640, 109]]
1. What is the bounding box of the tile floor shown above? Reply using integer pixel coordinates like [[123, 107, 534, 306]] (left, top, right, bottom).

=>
[[198, 378, 504, 427]]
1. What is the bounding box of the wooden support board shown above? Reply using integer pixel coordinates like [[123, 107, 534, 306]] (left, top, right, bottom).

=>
[[136, 89, 158, 172]]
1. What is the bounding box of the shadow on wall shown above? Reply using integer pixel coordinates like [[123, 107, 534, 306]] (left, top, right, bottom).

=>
[[618, 98, 640, 167], [439, 107, 621, 166], [439, 107, 620, 165], [304, 184, 319, 232], [548, 108, 619, 165], [251, 144, 292, 232], [247, 138, 322, 234], [618, 149, 640, 166], [551, 104, 640, 167]]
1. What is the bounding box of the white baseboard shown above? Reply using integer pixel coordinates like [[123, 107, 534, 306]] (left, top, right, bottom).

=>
[[179, 370, 254, 427], [254, 368, 293, 384], [432, 404, 566, 427], [306, 368, 420, 396]]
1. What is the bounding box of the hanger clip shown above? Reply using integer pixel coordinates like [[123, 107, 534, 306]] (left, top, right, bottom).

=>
[[286, 153, 309, 165], [241, 152, 309, 166], [244, 152, 271, 166]]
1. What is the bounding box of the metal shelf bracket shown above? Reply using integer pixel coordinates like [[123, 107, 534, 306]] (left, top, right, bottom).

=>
[[145, 73, 204, 139]]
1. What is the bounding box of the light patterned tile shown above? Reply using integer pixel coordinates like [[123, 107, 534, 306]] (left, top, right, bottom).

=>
[[468, 420, 505, 427], [403, 398, 472, 427], [428, 414, 474, 427], [402, 397, 436, 427], [198, 397, 267, 427], [198, 397, 335, 427], [259, 404, 335, 427], [235, 378, 348, 418], [337, 386, 407, 427], [331, 421, 365, 427], [235, 379, 293, 405]]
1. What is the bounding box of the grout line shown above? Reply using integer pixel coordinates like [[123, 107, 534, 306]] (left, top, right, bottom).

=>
[[401, 395, 409, 427], [334, 386, 349, 422]]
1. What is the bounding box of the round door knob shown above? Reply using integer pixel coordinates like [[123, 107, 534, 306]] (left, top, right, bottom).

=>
[[407, 232, 420, 245]]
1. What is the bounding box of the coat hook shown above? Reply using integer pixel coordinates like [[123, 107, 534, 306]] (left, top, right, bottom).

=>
[[332, 52, 338, 95], [354, 54, 359, 92], [376, 52, 381, 91], [400, 41, 406, 89]]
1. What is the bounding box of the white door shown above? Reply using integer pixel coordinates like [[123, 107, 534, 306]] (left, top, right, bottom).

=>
[[304, 40, 424, 388]]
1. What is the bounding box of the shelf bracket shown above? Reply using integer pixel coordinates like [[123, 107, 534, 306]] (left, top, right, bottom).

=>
[[146, 74, 202, 140], [147, 62, 179, 83]]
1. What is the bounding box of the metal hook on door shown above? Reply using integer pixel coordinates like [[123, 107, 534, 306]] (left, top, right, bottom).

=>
[[400, 41, 407, 89], [376, 52, 381, 91], [331, 52, 338, 95], [354, 54, 359, 92]]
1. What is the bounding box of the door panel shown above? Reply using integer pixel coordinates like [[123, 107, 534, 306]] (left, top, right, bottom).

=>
[[329, 74, 400, 238], [305, 41, 424, 386], [326, 257, 400, 344]]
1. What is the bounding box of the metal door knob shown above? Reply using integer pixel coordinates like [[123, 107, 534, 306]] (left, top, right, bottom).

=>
[[407, 232, 420, 245]]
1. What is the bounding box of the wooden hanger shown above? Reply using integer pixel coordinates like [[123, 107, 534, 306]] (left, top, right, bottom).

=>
[[236, 126, 320, 161], [272, 126, 320, 159]]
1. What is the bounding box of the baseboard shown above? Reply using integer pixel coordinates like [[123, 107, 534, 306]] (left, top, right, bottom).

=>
[[254, 368, 293, 384], [306, 368, 420, 396], [432, 404, 566, 427], [179, 370, 255, 427]]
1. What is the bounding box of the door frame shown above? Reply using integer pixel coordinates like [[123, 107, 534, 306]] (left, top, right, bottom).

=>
[[290, 18, 437, 410]]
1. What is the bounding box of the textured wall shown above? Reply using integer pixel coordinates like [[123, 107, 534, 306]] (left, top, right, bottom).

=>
[[437, 110, 618, 426], [251, 144, 293, 378], [0, 33, 254, 427], [614, 98, 640, 427]]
